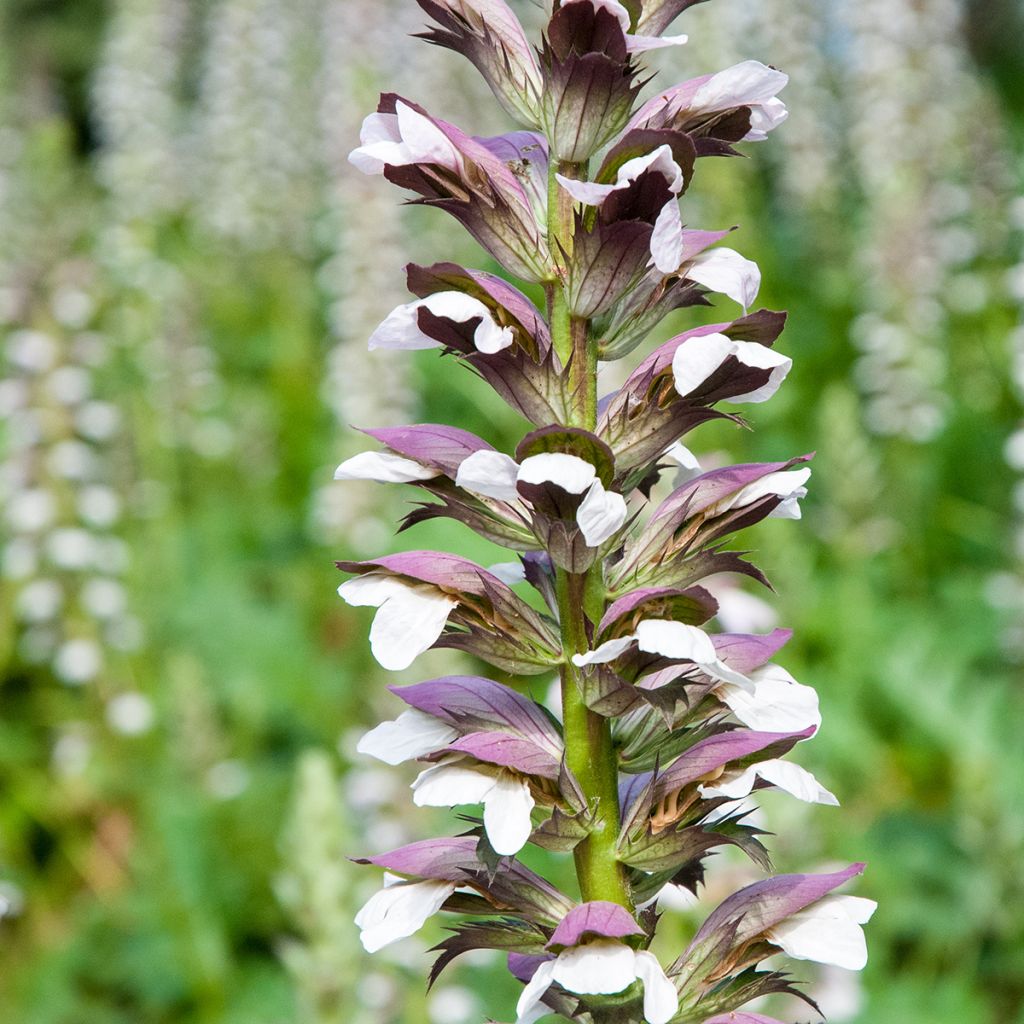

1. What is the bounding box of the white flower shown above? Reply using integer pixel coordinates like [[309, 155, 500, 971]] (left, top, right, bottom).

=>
[[572, 620, 752, 687], [700, 758, 838, 806], [557, 144, 686, 206], [334, 450, 440, 484], [355, 874, 456, 953], [683, 250, 762, 313], [412, 758, 535, 856], [456, 450, 627, 547], [338, 575, 457, 671], [715, 663, 821, 733], [350, 101, 462, 176], [690, 61, 789, 142], [357, 709, 459, 766], [516, 940, 678, 1024], [369, 291, 515, 354], [455, 450, 521, 501], [767, 895, 877, 970], [708, 467, 811, 520], [672, 332, 791, 404]]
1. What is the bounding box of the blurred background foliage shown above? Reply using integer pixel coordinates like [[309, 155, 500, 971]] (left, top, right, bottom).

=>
[[0, 1, 1022, 1022]]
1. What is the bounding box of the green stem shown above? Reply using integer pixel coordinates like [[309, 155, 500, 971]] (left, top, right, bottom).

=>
[[546, 146, 630, 911], [557, 569, 632, 908]]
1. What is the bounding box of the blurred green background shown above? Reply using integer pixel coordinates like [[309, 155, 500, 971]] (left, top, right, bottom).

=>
[[0, 1, 1022, 1022]]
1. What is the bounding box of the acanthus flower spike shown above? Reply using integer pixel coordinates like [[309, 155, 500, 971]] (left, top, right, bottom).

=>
[[337, 1, 872, 1019]]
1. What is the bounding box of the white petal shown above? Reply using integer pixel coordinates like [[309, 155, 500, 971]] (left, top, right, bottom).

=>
[[768, 895, 877, 971], [691, 61, 789, 115], [635, 620, 751, 686], [349, 113, 401, 174], [456, 450, 521, 501], [633, 951, 679, 1024], [334, 450, 439, 483], [357, 708, 459, 765], [411, 760, 497, 808], [703, 759, 838, 806], [515, 960, 557, 1024], [626, 32, 688, 53], [635, 620, 718, 663], [718, 664, 821, 733], [552, 939, 637, 996], [557, 174, 618, 205], [685, 249, 761, 312], [483, 771, 535, 855], [368, 300, 441, 351], [366, 582, 457, 672], [665, 441, 701, 472], [421, 291, 514, 354], [394, 101, 462, 171], [337, 573, 407, 608], [753, 759, 839, 805], [487, 560, 526, 585], [517, 453, 596, 494], [576, 480, 628, 547], [354, 878, 455, 953], [571, 635, 637, 667], [726, 339, 793, 403], [671, 332, 734, 397], [650, 199, 684, 274], [745, 96, 789, 141], [701, 764, 758, 800], [719, 467, 812, 514]]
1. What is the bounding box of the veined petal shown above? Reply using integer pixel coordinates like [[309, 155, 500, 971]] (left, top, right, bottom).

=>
[[515, 960, 557, 1024], [483, 771, 536, 855], [517, 453, 597, 494], [633, 951, 679, 1024], [357, 708, 459, 765], [571, 635, 637, 667], [348, 112, 401, 174], [718, 664, 821, 732], [671, 332, 735, 398], [456, 450, 521, 501], [354, 877, 456, 953], [767, 894, 877, 970], [334, 450, 440, 483], [685, 248, 761, 312], [552, 939, 637, 995], [411, 759, 497, 808], [577, 480, 628, 547]]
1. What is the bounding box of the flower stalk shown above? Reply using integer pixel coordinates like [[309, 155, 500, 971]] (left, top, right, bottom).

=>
[[335, 2, 874, 1021]]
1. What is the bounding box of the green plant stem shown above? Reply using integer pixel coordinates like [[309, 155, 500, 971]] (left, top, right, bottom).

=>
[[546, 156, 631, 911], [557, 568, 633, 909]]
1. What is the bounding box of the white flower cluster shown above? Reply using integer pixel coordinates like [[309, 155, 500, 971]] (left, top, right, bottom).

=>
[[91, 0, 188, 222], [0, 261, 144, 696]]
